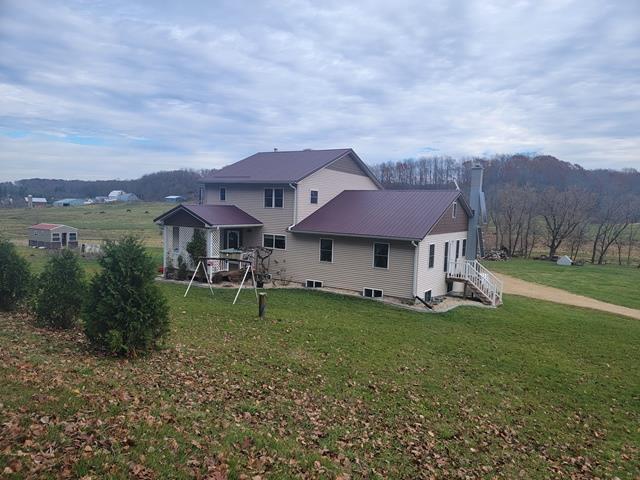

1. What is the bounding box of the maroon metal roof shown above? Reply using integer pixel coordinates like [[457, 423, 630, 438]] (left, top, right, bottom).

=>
[[30, 223, 64, 230], [203, 148, 353, 183], [291, 190, 466, 240], [154, 204, 262, 227]]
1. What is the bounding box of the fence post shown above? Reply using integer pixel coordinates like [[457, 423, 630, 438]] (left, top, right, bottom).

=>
[[258, 292, 267, 319]]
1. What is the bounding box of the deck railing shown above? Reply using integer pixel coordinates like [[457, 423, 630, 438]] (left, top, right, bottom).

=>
[[447, 259, 503, 306]]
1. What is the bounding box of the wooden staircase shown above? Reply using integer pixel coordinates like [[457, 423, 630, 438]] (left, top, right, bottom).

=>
[[447, 260, 503, 306]]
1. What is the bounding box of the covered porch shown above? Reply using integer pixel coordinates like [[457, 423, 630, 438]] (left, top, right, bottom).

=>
[[154, 204, 263, 277]]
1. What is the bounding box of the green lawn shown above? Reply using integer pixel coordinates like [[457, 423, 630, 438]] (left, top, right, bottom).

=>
[[484, 259, 640, 310], [0, 202, 169, 246], [1, 285, 638, 479]]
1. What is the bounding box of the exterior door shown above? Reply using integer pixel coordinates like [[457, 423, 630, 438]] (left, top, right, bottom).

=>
[[61, 232, 68, 247], [226, 230, 240, 249]]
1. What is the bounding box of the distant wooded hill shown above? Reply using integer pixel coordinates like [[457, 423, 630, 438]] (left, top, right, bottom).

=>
[[0, 169, 217, 204]]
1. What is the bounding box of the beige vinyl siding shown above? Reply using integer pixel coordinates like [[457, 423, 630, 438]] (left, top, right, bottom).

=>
[[415, 231, 468, 298], [205, 183, 294, 257], [325, 153, 368, 176], [285, 234, 416, 299], [296, 167, 379, 221]]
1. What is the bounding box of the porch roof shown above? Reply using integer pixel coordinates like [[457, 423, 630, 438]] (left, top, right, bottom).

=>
[[154, 204, 263, 228]]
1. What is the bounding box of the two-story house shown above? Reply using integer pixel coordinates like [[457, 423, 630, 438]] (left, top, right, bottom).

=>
[[154, 148, 502, 306]]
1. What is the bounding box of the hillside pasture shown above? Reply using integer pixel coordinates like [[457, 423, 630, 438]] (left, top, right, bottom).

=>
[[485, 258, 640, 310], [1, 285, 639, 479], [0, 202, 168, 247]]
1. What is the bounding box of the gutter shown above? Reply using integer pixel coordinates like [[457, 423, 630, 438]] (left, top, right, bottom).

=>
[[411, 240, 419, 299], [288, 183, 298, 229]]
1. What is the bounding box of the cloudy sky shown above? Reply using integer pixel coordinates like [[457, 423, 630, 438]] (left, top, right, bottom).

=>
[[0, 0, 638, 180]]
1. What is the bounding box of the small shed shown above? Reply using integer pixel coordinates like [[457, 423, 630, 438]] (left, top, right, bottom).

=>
[[165, 195, 186, 203], [24, 196, 47, 208], [557, 255, 573, 266], [28, 224, 79, 249], [53, 198, 85, 207]]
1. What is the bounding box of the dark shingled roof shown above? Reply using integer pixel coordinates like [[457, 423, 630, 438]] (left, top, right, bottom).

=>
[[291, 190, 468, 240], [203, 148, 356, 184], [154, 204, 262, 227]]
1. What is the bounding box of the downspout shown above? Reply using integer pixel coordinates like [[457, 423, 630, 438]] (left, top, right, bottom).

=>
[[411, 240, 419, 300], [287, 183, 297, 229]]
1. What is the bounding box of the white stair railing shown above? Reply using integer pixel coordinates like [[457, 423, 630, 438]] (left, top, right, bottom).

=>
[[447, 259, 503, 306]]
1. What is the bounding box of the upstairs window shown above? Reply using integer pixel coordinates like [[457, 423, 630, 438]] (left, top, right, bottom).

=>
[[428, 243, 435, 268], [452, 202, 457, 218], [319, 238, 333, 262], [373, 242, 389, 269], [462, 239, 467, 257], [219, 187, 226, 201], [310, 190, 318, 204], [264, 188, 284, 208]]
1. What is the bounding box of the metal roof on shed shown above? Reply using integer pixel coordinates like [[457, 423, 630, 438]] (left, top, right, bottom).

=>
[[291, 190, 469, 240], [29, 223, 75, 230]]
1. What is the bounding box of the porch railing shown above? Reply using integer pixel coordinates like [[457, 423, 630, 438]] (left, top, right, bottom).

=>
[[447, 259, 503, 306]]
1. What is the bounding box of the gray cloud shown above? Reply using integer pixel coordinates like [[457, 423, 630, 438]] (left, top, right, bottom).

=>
[[0, 0, 638, 180]]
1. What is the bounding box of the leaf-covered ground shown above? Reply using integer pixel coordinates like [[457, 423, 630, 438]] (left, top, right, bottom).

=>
[[1, 286, 639, 479]]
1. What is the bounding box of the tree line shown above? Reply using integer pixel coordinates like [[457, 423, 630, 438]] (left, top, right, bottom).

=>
[[369, 154, 640, 264], [0, 168, 217, 205]]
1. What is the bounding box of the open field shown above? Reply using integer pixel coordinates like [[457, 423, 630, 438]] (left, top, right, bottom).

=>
[[484, 259, 640, 310], [1, 285, 639, 479], [0, 203, 168, 247]]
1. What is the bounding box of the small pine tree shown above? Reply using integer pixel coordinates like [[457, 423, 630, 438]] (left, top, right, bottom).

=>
[[186, 229, 207, 266], [84, 236, 169, 356], [0, 238, 32, 311], [35, 249, 85, 329]]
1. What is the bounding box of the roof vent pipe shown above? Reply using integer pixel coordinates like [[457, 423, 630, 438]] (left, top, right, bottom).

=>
[[274, 148, 278, 152]]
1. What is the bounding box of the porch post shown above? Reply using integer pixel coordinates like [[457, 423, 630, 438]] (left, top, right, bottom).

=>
[[162, 225, 168, 278]]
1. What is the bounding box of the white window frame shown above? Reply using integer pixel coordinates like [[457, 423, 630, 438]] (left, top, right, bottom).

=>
[[363, 287, 383, 299], [52, 232, 61, 242], [69, 232, 77, 241], [319, 238, 333, 263], [310, 189, 318, 204], [305, 279, 323, 288], [428, 243, 435, 269], [372, 242, 390, 269], [262, 233, 286, 250], [264, 188, 284, 208], [424, 290, 432, 302], [219, 187, 226, 201], [452, 201, 457, 218]]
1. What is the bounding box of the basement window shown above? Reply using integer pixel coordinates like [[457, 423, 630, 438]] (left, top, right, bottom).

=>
[[310, 190, 318, 204], [305, 280, 323, 288], [363, 288, 383, 299], [424, 290, 432, 302]]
